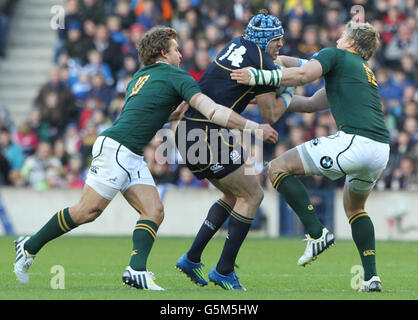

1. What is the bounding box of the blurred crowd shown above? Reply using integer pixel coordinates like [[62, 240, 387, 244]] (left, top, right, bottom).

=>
[[0, 0, 417, 192], [0, 0, 18, 57]]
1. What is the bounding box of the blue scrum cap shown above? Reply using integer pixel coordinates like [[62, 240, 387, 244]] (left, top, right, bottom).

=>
[[245, 12, 284, 52]]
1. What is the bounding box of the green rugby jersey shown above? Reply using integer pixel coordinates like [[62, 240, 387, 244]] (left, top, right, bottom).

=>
[[312, 47, 389, 144], [101, 62, 201, 155]]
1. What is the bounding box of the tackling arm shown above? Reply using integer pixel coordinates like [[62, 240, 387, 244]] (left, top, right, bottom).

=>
[[189, 93, 278, 143], [230, 59, 323, 87], [276, 55, 308, 68], [287, 87, 330, 113]]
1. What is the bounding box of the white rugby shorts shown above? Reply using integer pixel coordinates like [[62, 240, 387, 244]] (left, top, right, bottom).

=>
[[296, 131, 390, 194], [85, 136, 156, 200]]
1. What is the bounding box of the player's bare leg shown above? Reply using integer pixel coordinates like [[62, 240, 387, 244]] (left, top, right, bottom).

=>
[[267, 148, 334, 266], [343, 184, 381, 292], [69, 184, 112, 224], [14, 184, 111, 284], [121, 184, 165, 290]]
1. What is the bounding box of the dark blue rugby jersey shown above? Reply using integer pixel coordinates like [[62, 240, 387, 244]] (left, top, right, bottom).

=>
[[184, 36, 277, 121]]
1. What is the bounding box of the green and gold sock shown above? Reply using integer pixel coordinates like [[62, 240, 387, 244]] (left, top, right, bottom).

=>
[[24, 207, 77, 255], [129, 220, 159, 271], [350, 212, 377, 281], [272, 172, 324, 239]]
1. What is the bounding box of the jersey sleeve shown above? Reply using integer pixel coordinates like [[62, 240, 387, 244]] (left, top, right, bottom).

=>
[[311, 47, 339, 76], [169, 67, 202, 103]]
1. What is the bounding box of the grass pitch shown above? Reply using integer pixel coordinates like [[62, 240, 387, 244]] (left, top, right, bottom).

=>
[[1, 235, 417, 300]]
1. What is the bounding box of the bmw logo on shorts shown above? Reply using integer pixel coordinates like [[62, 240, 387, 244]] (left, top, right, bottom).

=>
[[320, 156, 333, 169]]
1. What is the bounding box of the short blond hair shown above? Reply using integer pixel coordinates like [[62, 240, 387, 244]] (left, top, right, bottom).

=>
[[137, 27, 177, 65], [345, 21, 380, 60]]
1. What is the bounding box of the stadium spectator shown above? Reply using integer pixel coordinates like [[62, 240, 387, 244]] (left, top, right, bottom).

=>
[[58, 0, 83, 42], [91, 109, 112, 134], [0, 153, 9, 185], [87, 72, 114, 112], [116, 0, 136, 30], [28, 108, 50, 143], [385, 156, 417, 190], [53, 138, 70, 169], [116, 55, 139, 86], [61, 21, 87, 62], [20, 141, 62, 190], [62, 153, 85, 189], [0, 105, 14, 132], [381, 4, 405, 46], [0, 127, 24, 186], [122, 23, 146, 58], [79, 119, 98, 168], [34, 67, 78, 138], [285, 1, 312, 26], [107, 93, 125, 121], [78, 95, 103, 130], [107, 14, 129, 46], [78, 0, 106, 24], [63, 123, 82, 156], [14, 122, 39, 158], [176, 165, 205, 188], [385, 21, 418, 66], [83, 49, 114, 86], [84, 24, 122, 79], [281, 18, 304, 57], [71, 70, 92, 104], [0, 0, 17, 58], [135, 0, 160, 30], [82, 19, 97, 42], [298, 25, 322, 58], [231, 0, 254, 23], [187, 49, 211, 82]]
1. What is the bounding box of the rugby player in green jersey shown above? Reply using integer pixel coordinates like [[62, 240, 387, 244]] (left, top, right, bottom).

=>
[[13, 27, 278, 290], [232, 21, 389, 292]]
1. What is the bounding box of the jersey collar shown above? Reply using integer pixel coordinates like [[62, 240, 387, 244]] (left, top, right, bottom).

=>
[[345, 49, 360, 55]]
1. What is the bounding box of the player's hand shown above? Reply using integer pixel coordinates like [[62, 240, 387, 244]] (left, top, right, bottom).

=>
[[258, 124, 278, 144], [168, 101, 188, 121], [230, 67, 252, 85]]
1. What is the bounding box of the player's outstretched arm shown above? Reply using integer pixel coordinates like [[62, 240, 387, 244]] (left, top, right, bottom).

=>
[[276, 56, 308, 68], [287, 87, 330, 113], [230, 60, 323, 87], [189, 93, 278, 143]]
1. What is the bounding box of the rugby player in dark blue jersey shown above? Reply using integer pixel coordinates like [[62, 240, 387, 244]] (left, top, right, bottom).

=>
[[175, 10, 295, 290]]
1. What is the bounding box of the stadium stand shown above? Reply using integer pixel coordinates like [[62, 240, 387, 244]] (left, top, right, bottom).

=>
[[0, 0, 417, 193]]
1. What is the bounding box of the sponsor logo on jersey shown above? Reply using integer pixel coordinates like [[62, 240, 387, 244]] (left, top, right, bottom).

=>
[[230, 150, 241, 162], [311, 138, 319, 146], [210, 163, 224, 173], [320, 156, 333, 169]]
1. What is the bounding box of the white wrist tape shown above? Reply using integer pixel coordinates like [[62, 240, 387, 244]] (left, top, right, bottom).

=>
[[280, 91, 293, 111], [194, 94, 232, 127], [298, 58, 308, 67], [244, 120, 259, 134], [248, 67, 282, 87]]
